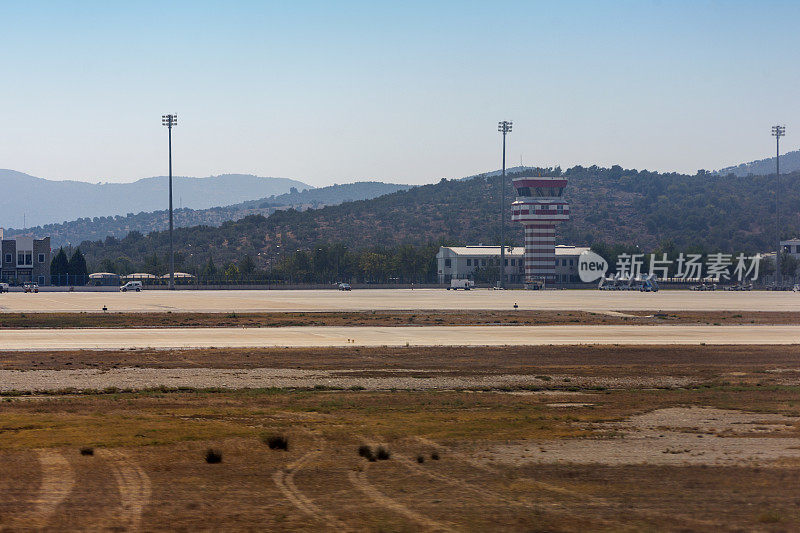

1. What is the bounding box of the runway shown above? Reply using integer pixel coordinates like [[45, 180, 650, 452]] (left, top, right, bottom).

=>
[[2, 325, 799, 350], [0, 289, 799, 313]]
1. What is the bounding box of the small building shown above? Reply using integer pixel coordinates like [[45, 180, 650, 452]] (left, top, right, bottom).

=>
[[436, 245, 589, 284], [781, 239, 800, 258], [0, 230, 52, 285]]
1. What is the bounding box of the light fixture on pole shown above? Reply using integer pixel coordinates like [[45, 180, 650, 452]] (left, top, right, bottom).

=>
[[162, 114, 178, 290], [772, 124, 785, 287], [497, 120, 513, 288]]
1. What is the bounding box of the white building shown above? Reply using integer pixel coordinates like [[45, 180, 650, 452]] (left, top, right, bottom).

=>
[[781, 238, 800, 258], [436, 245, 589, 284]]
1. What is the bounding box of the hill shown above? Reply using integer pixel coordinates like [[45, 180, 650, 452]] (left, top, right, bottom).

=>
[[5, 181, 410, 247], [716, 149, 800, 177], [76, 165, 800, 275], [0, 170, 310, 228]]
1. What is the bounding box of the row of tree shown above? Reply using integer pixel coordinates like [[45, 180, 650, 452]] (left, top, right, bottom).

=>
[[84, 243, 441, 284], [50, 247, 89, 285]]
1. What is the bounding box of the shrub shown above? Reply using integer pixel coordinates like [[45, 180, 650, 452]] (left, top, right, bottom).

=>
[[263, 434, 289, 451], [358, 445, 374, 460], [376, 446, 391, 460], [431, 452, 440, 460], [79, 447, 94, 456], [416, 455, 425, 464], [205, 449, 222, 463]]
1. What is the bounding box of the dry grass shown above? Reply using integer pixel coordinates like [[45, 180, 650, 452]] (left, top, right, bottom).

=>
[[2, 310, 800, 328], [0, 345, 799, 530]]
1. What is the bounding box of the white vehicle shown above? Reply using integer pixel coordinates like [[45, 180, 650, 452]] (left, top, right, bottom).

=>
[[448, 279, 474, 290], [337, 282, 351, 291], [120, 281, 142, 292]]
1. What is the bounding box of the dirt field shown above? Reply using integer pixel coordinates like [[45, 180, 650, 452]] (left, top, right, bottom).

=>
[[2, 310, 800, 328], [1, 345, 800, 530]]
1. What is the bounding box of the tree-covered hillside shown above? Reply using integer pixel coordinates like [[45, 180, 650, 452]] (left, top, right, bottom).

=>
[[77, 165, 800, 273], [7, 181, 409, 247]]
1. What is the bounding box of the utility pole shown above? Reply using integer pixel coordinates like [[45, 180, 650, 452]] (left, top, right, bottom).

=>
[[498, 120, 513, 288], [162, 114, 178, 290], [772, 124, 785, 287]]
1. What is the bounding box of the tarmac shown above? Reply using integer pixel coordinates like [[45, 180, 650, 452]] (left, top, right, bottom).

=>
[[1, 325, 798, 350], [0, 288, 799, 313]]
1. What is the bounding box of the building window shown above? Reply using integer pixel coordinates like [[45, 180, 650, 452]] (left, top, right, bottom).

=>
[[38, 275, 45, 285], [569, 259, 574, 266], [38, 253, 45, 263], [4, 254, 10, 264], [481, 259, 486, 266], [504, 259, 508, 266], [444, 259, 451, 268], [466, 259, 471, 266]]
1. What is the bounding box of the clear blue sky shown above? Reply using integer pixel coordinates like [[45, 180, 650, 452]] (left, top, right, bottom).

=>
[[1, 1, 798, 186]]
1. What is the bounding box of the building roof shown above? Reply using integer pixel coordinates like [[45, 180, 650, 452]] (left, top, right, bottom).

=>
[[781, 238, 800, 245], [88, 272, 120, 278], [441, 245, 589, 257]]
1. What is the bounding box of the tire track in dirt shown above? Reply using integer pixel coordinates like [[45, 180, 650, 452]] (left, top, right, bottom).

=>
[[98, 449, 152, 532], [413, 436, 720, 529], [272, 438, 350, 531], [18, 449, 76, 528], [347, 468, 455, 532]]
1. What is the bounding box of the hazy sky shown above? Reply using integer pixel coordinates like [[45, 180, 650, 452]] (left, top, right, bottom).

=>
[[1, 1, 798, 186]]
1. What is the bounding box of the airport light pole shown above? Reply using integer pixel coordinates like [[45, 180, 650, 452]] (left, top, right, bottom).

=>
[[772, 124, 785, 287], [498, 120, 512, 288], [162, 114, 178, 290]]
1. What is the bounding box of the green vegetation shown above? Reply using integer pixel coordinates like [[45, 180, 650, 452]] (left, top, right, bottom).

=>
[[71, 165, 798, 280]]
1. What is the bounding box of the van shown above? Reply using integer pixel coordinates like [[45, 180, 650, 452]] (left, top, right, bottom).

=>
[[120, 281, 143, 292]]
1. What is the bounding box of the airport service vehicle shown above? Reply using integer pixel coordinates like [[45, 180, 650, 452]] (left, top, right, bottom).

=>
[[23, 283, 39, 293], [0, 283, 9, 293], [448, 279, 474, 290], [120, 281, 143, 292], [337, 282, 351, 291]]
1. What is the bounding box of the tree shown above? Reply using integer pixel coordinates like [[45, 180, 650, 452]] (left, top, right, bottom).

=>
[[67, 248, 88, 283], [50, 247, 69, 285], [224, 262, 240, 282], [239, 254, 255, 280], [201, 257, 217, 280]]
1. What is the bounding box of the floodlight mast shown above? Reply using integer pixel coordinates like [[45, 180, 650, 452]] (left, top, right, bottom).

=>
[[772, 124, 785, 287], [162, 114, 177, 290], [498, 120, 512, 288]]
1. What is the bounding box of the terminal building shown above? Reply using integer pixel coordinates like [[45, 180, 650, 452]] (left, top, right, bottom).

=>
[[436, 245, 588, 284], [0, 229, 52, 285]]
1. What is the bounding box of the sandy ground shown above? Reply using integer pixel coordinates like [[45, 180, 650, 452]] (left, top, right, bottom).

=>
[[0, 367, 699, 393], [1, 288, 800, 313], [1, 324, 799, 350], [484, 407, 800, 467]]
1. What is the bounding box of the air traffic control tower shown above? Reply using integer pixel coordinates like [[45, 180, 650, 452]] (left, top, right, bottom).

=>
[[510, 174, 570, 284]]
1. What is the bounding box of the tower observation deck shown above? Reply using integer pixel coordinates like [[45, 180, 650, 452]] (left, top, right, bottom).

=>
[[510, 175, 570, 283]]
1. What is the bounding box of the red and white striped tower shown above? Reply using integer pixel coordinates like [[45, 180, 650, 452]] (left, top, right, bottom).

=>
[[510, 175, 569, 284]]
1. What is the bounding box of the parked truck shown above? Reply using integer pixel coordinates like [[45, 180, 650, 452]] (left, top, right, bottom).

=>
[[448, 279, 474, 290]]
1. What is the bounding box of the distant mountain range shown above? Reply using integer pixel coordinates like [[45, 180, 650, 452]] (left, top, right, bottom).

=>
[[716, 149, 800, 177], [6, 181, 411, 247], [0, 170, 311, 228]]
